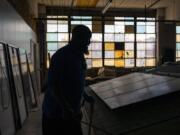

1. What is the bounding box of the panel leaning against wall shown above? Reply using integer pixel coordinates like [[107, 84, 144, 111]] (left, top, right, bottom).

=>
[[8, 46, 27, 125], [0, 43, 15, 135]]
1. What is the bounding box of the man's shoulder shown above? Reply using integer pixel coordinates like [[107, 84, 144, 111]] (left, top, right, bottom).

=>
[[52, 45, 69, 58]]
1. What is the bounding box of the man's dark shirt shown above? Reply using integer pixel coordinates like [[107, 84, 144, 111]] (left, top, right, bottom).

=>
[[42, 44, 86, 119]]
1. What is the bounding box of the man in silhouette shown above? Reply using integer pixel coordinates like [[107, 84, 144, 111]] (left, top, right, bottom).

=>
[[42, 25, 93, 135]]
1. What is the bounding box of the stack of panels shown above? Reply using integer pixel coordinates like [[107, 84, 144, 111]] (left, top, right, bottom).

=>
[[90, 72, 180, 109]]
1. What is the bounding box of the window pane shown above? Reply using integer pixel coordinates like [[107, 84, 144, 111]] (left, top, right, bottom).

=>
[[86, 59, 92, 68], [176, 26, 180, 33], [92, 33, 102, 42], [115, 42, 124, 50], [176, 51, 180, 57], [125, 51, 134, 58], [105, 59, 114, 66], [105, 43, 114, 50], [105, 51, 114, 58], [146, 26, 155, 33], [146, 43, 155, 50], [105, 34, 114, 42], [115, 60, 124, 67], [137, 34, 145, 42], [146, 59, 155, 66], [137, 25, 146, 33], [58, 33, 69, 41], [177, 43, 180, 50], [125, 59, 134, 67], [137, 51, 145, 58], [125, 34, 134, 42], [115, 34, 124, 42], [58, 42, 67, 49], [92, 51, 102, 58], [137, 21, 146, 25], [91, 43, 102, 50], [146, 34, 156, 42], [105, 25, 114, 33], [115, 51, 124, 58], [58, 24, 68, 32], [47, 33, 58, 41], [47, 43, 57, 50], [115, 25, 124, 33], [92, 59, 103, 67], [125, 43, 134, 50], [47, 24, 57, 32], [146, 50, 155, 58], [58, 20, 68, 24], [137, 59, 145, 67], [125, 25, 134, 33], [137, 43, 146, 50], [176, 35, 180, 42]]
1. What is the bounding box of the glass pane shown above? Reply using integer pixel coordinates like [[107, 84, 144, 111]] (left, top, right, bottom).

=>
[[146, 34, 156, 42], [177, 43, 180, 50], [176, 26, 180, 33], [105, 34, 115, 42], [115, 21, 124, 25], [137, 43, 146, 50], [58, 42, 67, 49], [125, 59, 134, 67], [86, 59, 92, 68], [105, 51, 114, 58], [137, 25, 146, 33], [92, 33, 102, 42], [58, 20, 68, 24], [115, 60, 124, 67], [137, 51, 145, 58], [146, 59, 155, 66], [47, 24, 57, 32], [137, 59, 145, 67], [91, 43, 102, 50], [125, 34, 134, 42], [176, 34, 180, 42], [176, 58, 180, 61], [47, 33, 58, 41], [104, 59, 114, 66], [146, 50, 155, 58], [125, 51, 134, 58], [115, 34, 124, 42], [176, 51, 180, 57], [146, 26, 155, 33], [115, 42, 124, 50], [137, 34, 145, 42], [47, 43, 57, 50], [146, 43, 155, 50], [105, 43, 114, 50], [137, 21, 146, 25], [58, 24, 68, 32], [92, 51, 102, 58], [115, 51, 124, 58], [115, 25, 124, 33], [105, 25, 114, 33], [125, 25, 134, 33], [92, 59, 103, 67], [125, 21, 134, 25], [58, 33, 69, 41], [125, 43, 134, 50], [47, 20, 57, 24]]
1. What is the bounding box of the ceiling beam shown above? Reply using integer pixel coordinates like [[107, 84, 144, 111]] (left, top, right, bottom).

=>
[[147, 0, 161, 9]]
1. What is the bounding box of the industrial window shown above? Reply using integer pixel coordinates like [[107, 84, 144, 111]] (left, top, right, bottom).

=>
[[104, 17, 135, 67], [46, 16, 156, 68], [176, 25, 180, 61], [136, 17, 156, 67]]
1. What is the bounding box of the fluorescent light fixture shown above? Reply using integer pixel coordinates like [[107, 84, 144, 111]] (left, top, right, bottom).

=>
[[102, 0, 112, 14]]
